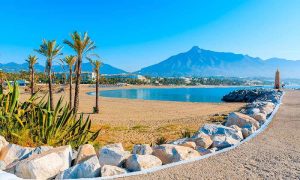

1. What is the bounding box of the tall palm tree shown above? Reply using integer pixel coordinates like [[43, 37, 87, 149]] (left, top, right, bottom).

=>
[[25, 55, 38, 96], [62, 55, 76, 110], [35, 40, 63, 110], [87, 55, 102, 113], [64, 32, 96, 112]]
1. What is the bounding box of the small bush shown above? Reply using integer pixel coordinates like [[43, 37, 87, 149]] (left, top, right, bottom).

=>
[[180, 129, 192, 138], [155, 137, 168, 145]]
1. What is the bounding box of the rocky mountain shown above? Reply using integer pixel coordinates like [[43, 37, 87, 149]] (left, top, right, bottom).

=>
[[136, 46, 300, 78], [0, 62, 127, 75]]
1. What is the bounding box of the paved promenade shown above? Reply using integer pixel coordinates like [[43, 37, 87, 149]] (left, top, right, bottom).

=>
[[121, 90, 300, 179]]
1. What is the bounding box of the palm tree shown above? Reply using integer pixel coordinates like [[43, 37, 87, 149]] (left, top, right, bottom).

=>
[[25, 55, 38, 96], [87, 55, 102, 113], [62, 55, 76, 110], [35, 40, 63, 110], [64, 32, 96, 112]]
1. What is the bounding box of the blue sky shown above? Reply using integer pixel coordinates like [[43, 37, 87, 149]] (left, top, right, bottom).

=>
[[0, 0, 300, 72]]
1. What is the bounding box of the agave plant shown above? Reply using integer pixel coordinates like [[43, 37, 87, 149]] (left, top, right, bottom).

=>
[[0, 82, 100, 148]]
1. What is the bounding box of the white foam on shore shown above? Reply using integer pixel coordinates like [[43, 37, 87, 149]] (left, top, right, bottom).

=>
[[84, 92, 285, 180]]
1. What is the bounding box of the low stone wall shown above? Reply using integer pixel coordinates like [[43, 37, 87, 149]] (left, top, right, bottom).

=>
[[0, 89, 283, 179]]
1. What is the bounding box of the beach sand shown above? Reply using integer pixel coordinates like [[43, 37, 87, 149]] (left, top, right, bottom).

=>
[[19, 84, 245, 150]]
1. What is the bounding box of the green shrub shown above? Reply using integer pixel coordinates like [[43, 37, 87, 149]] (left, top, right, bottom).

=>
[[0, 82, 100, 148], [180, 129, 192, 138], [155, 137, 168, 145]]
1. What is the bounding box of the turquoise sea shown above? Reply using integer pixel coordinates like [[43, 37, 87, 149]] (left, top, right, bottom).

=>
[[87, 86, 299, 103]]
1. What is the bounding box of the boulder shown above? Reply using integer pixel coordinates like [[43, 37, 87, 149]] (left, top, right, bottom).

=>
[[229, 125, 242, 132], [212, 135, 241, 148], [152, 144, 200, 164], [195, 147, 214, 156], [0, 170, 21, 179], [99, 143, 130, 167], [246, 108, 260, 116], [259, 102, 275, 115], [0, 136, 8, 152], [74, 144, 97, 164], [72, 149, 78, 161], [253, 113, 267, 124], [132, 144, 153, 155], [191, 134, 213, 149], [222, 89, 282, 103], [27, 146, 53, 158], [103, 143, 124, 151], [0, 144, 34, 165], [56, 155, 100, 179], [179, 141, 196, 149], [125, 154, 162, 172], [199, 124, 243, 140], [0, 161, 6, 170], [101, 165, 127, 177], [198, 124, 243, 149], [226, 112, 260, 129], [241, 124, 257, 138], [170, 138, 188, 145], [14, 145, 72, 179]]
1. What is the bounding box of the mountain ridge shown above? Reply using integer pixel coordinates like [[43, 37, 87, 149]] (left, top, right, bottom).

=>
[[135, 46, 300, 78], [0, 62, 127, 75]]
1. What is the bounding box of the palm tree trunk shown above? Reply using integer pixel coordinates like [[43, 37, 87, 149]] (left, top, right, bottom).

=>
[[73, 56, 82, 112], [48, 61, 54, 110], [31, 67, 34, 96], [0, 80, 3, 94], [69, 68, 72, 110], [95, 71, 99, 113]]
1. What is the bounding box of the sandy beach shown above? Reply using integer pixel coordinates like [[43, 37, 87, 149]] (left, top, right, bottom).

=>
[[19, 84, 245, 150]]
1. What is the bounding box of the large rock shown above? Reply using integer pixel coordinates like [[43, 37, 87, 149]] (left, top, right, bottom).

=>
[[14, 145, 72, 179], [132, 144, 153, 155], [179, 141, 196, 149], [222, 89, 282, 103], [259, 102, 275, 115], [212, 135, 241, 148], [191, 133, 213, 149], [101, 165, 127, 177], [245, 101, 275, 115], [0, 136, 8, 152], [170, 138, 188, 145], [195, 147, 214, 156], [253, 113, 267, 124], [0, 161, 6, 170], [125, 154, 162, 172], [198, 124, 243, 149], [0, 170, 21, 179], [0, 144, 34, 165], [99, 143, 130, 167], [246, 108, 261, 116], [152, 144, 200, 164], [226, 112, 260, 129], [27, 146, 53, 158], [199, 124, 243, 140], [56, 155, 100, 179], [241, 124, 257, 138], [74, 144, 97, 164]]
